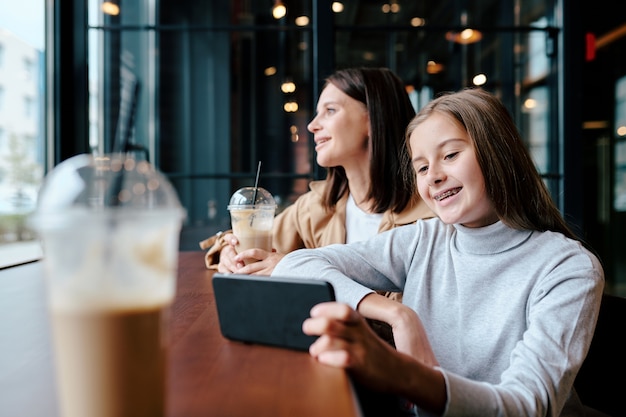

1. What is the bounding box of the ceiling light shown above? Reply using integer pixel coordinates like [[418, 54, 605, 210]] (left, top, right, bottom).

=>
[[426, 61, 445, 75], [102, 1, 120, 16], [295, 16, 309, 26], [332, 2, 344, 13], [524, 98, 537, 110], [272, 0, 287, 20], [382, 1, 400, 14], [472, 73, 487, 86], [281, 80, 296, 93], [411, 17, 426, 27], [284, 101, 298, 112], [445, 28, 483, 44]]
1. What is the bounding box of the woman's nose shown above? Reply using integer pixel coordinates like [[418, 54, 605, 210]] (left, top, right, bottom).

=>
[[307, 115, 321, 133]]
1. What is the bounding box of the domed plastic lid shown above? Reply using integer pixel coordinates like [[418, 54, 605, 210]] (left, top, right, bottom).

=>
[[32, 154, 185, 229], [228, 186, 276, 209]]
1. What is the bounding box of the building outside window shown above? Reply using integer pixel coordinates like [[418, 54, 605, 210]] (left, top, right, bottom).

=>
[[0, 2, 44, 267]]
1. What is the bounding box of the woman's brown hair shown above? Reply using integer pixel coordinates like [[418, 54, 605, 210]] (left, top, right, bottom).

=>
[[321, 67, 418, 213]]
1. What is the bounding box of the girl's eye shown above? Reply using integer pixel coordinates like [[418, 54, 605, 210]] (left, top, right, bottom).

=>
[[444, 151, 459, 160], [326, 107, 336, 114], [416, 165, 428, 174]]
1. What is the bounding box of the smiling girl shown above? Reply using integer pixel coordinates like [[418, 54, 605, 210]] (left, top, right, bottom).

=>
[[272, 88, 604, 416]]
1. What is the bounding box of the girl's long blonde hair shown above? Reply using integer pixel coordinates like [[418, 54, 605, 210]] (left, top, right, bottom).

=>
[[406, 88, 578, 240]]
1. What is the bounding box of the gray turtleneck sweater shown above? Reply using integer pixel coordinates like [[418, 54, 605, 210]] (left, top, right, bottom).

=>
[[272, 218, 604, 417]]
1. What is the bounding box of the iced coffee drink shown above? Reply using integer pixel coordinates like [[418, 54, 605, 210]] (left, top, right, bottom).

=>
[[228, 186, 276, 264], [31, 154, 185, 417]]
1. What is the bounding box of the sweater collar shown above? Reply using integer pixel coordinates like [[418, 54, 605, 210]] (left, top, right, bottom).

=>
[[452, 221, 533, 255]]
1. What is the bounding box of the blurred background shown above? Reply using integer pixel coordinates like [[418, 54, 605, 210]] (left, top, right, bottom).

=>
[[0, 0, 625, 296]]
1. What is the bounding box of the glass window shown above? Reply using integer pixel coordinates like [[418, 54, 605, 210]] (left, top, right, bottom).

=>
[[614, 75, 626, 211], [0, 0, 44, 267], [83, 0, 564, 251]]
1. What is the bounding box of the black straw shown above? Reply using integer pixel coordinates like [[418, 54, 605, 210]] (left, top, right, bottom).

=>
[[107, 77, 140, 206], [252, 161, 262, 206]]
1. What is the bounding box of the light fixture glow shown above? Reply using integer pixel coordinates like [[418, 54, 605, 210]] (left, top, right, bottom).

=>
[[445, 28, 483, 44], [295, 16, 309, 26], [382, 2, 400, 14], [281, 81, 296, 93], [102, 1, 120, 16], [426, 61, 445, 75], [290, 125, 299, 142], [362, 51, 375, 61], [524, 98, 538, 110], [411, 17, 426, 27], [284, 101, 298, 112], [272, 0, 287, 19], [332, 2, 344, 13], [472, 73, 487, 86]]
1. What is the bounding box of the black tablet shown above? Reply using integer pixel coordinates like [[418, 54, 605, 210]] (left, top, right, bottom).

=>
[[212, 273, 335, 351]]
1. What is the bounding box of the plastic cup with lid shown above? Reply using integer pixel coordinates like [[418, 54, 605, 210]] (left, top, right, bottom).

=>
[[227, 186, 276, 264], [29, 153, 186, 417]]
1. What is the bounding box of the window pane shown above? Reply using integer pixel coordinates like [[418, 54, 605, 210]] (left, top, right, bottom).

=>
[[87, 0, 316, 249], [0, 0, 45, 267]]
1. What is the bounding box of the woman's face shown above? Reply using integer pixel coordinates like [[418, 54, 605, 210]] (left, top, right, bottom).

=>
[[409, 113, 498, 228], [307, 83, 371, 169]]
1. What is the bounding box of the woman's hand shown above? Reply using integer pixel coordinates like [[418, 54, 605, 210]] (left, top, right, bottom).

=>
[[216, 233, 285, 275], [231, 250, 285, 275], [216, 233, 243, 273]]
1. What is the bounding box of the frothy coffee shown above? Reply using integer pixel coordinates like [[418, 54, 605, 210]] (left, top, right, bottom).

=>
[[31, 154, 184, 417], [51, 303, 170, 417]]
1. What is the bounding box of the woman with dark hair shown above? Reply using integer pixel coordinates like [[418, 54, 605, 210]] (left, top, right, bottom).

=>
[[201, 67, 432, 279], [273, 88, 604, 416]]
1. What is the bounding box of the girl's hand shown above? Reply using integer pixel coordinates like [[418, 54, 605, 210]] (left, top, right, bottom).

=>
[[303, 301, 446, 414], [302, 302, 402, 391], [356, 293, 438, 366]]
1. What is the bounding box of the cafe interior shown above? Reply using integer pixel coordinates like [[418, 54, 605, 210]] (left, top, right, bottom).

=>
[[2, 0, 626, 416], [44, 0, 625, 297]]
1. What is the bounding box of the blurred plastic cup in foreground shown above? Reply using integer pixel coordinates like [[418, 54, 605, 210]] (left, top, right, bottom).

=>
[[227, 186, 276, 265], [30, 153, 186, 417]]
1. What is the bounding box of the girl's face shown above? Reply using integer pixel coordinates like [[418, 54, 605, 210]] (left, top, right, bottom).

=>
[[409, 113, 498, 228], [307, 83, 371, 169]]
